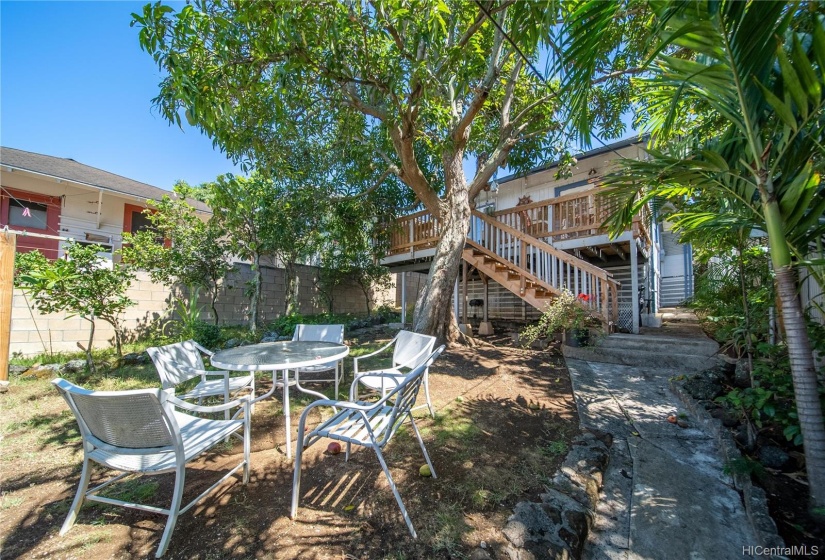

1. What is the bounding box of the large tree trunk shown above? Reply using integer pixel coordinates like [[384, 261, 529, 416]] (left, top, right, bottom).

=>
[[412, 154, 471, 345], [776, 266, 825, 511]]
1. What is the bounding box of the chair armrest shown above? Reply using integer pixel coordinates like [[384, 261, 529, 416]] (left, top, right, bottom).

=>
[[167, 393, 251, 414], [353, 337, 397, 373], [349, 371, 405, 400], [201, 370, 231, 379], [192, 341, 215, 357]]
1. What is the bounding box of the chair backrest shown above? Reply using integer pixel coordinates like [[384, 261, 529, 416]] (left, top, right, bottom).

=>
[[292, 324, 345, 344], [393, 330, 437, 370], [382, 345, 446, 444], [147, 340, 206, 388], [52, 378, 178, 451]]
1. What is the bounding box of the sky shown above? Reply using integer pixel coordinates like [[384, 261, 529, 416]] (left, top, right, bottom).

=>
[[1, 1, 240, 191], [1, 1, 637, 193]]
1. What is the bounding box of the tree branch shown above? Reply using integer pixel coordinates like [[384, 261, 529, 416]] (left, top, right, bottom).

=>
[[501, 58, 524, 129], [468, 138, 518, 199], [340, 168, 396, 200], [450, 20, 507, 144], [388, 125, 441, 217]]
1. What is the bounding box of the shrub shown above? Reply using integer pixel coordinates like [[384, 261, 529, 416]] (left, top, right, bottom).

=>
[[192, 321, 222, 350], [520, 290, 593, 346]]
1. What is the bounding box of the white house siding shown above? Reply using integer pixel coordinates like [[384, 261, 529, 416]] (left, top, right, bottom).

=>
[[1, 167, 147, 259], [659, 228, 693, 307], [479, 142, 645, 211]]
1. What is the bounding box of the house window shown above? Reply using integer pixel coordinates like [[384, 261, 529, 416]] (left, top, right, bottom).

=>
[[122, 203, 168, 247], [123, 203, 155, 235], [0, 187, 61, 259], [8, 198, 49, 228]]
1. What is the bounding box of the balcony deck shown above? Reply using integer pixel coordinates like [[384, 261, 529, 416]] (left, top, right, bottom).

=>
[[384, 188, 650, 266]]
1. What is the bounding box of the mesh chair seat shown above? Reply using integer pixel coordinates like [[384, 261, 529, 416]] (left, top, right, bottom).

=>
[[89, 413, 245, 473]]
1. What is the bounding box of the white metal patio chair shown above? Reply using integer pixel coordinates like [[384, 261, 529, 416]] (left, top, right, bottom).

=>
[[52, 378, 251, 558], [147, 340, 255, 419], [291, 345, 445, 538], [352, 330, 437, 417], [291, 324, 345, 397]]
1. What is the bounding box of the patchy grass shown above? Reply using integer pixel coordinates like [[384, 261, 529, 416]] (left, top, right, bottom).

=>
[[1, 331, 578, 559]]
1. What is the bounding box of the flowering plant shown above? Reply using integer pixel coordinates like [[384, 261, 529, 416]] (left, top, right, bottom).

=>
[[520, 290, 594, 345]]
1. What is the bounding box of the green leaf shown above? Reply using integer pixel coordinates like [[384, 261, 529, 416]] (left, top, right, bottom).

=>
[[755, 78, 797, 131], [776, 42, 809, 120], [791, 34, 821, 105]]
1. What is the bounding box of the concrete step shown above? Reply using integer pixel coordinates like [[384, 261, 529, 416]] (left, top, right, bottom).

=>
[[599, 333, 718, 355], [562, 344, 719, 373]]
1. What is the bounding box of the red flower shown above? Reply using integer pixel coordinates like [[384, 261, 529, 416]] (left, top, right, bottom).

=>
[[577, 293, 590, 302]]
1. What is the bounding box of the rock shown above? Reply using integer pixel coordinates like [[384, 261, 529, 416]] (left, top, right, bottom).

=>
[[277, 336, 291, 341], [470, 549, 493, 560], [22, 363, 62, 379], [560, 436, 609, 488], [8, 365, 28, 378], [758, 445, 790, 469], [734, 359, 751, 388], [224, 338, 241, 349], [260, 335, 279, 343], [683, 375, 723, 401], [121, 352, 149, 365], [61, 359, 87, 374]]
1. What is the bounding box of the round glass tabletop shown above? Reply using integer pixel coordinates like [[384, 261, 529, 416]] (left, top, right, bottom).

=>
[[210, 340, 350, 371]]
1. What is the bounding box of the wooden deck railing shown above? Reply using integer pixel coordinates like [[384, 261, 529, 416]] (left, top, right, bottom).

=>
[[386, 188, 651, 257], [492, 188, 631, 242], [469, 210, 620, 326]]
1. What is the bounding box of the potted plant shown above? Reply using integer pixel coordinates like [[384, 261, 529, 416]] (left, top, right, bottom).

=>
[[520, 290, 594, 347]]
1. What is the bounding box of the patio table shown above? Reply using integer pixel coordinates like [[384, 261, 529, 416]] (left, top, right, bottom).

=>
[[211, 340, 350, 458]]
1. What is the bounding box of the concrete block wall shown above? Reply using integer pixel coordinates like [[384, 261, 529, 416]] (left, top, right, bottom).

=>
[[10, 263, 397, 356]]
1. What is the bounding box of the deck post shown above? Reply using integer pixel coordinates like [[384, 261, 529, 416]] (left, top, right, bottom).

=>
[[400, 272, 407, 325], [630, 239, 640, 334]]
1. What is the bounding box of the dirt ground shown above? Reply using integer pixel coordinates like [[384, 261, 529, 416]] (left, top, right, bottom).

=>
[[1, 331, 578, 559]]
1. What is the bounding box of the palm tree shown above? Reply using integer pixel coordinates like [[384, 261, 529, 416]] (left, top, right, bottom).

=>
[[558, 1, 825, 511]]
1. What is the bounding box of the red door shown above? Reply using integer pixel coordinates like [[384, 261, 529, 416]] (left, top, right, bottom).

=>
[[0, 187, 61, 259]]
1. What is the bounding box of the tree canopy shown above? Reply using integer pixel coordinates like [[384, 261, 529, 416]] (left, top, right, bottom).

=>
[[132, 0, 643, 341]]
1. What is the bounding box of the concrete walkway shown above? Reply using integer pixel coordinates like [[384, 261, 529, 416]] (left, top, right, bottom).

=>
[[566, 353, 759, 559]]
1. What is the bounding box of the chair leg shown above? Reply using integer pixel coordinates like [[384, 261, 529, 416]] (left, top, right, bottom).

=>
[[334, 362, 339, 400], [423, 370, 434, 418], [345, 441, 352, 462], [373, 445, 417, 538], [156, 465, 186, 558], [60, 454, 92, 535], [290, 421, 308, 518], [243, 409, 251, 485], [408, 413, 437, 479]]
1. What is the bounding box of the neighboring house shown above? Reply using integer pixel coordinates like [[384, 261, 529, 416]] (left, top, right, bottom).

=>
[[385, 137, 693, 334], [1, 146, 210, 260], [2, 147, 392, 356]]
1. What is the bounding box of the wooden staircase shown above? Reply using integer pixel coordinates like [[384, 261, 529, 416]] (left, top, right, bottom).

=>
[[463, 210, 620, 327]]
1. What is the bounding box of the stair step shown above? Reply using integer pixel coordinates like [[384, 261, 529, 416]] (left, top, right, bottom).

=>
[[507, 272, 521, 280], [562, 345, 719, 372], [598, 333, 718, 354]]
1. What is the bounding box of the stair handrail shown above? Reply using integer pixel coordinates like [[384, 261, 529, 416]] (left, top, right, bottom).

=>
[[471, 210, 614, 281], [470, 209, 620, 326]]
